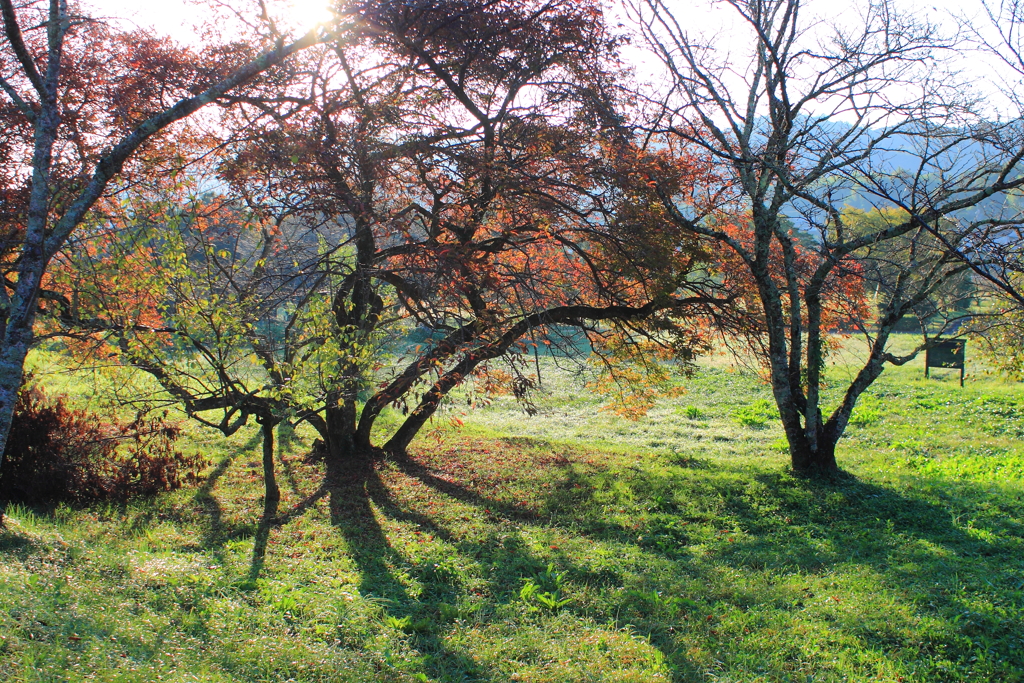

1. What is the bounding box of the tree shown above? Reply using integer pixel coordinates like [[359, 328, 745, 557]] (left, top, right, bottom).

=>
[[57, 0, 737, 483], [0, 0, 323, 510], [51, 189, 357, 516], [948, 0, 1024, 371], [630, 0, 1024, 473], [254, 0, 738, 469]]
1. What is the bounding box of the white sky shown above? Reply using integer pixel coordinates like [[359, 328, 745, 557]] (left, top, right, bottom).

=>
[[86, 0, 975, 45], [85, 0, 1020, 118], [83, 0, 331, 42]]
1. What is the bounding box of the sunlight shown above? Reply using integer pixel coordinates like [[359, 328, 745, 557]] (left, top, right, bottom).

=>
[[285, 0, 333, 31]]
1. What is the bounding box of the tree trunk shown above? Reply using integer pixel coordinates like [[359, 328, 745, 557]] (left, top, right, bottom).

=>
[[0, 315, 35, 474], [0, 234, 42, 530], [385, 348, 495, 455], [777, 401, 839, 474], [260, 420, 280, 517], [787, 432, 839, 474], [322, 390, 377, 482]]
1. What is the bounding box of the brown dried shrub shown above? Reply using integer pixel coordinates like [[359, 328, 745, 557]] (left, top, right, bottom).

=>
[[0, 384, 205, 504]]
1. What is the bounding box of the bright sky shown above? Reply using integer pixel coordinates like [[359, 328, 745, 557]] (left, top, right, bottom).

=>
[[85, 0, 1019, 118], [84, 0, 332, 42], [88, 0, 973, 45]]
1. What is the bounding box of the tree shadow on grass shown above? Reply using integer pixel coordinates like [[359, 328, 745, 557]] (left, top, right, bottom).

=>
[[218, 440, 701, 681], [191, 428, 264, 547], [722, 471, 1024, 676], [0, 520, 45, 560], [549, 456, 1024, 679], [380, 449, 706, 680], [389, 439, 1024, 680], [535, 450, 1020, 565], [738, 470, 1022, 561], [319, 456, 496, 682], [254, 438, 1004, 682], [242, 481, 334, 588], [275, 423, 317, 499], [391, 454, 539, 523]]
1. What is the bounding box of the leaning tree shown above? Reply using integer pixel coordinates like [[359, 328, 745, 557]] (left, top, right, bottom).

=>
[[629, 0, 1024, 472]]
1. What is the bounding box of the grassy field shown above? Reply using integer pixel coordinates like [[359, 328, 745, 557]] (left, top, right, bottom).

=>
[[1, 338, 1023, 682]]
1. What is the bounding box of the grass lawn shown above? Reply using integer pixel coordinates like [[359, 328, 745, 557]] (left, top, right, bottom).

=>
[[1, 338, 1022, 682]]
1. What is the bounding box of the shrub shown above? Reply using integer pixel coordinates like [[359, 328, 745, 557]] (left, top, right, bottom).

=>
[[0, 384, 204, 505]]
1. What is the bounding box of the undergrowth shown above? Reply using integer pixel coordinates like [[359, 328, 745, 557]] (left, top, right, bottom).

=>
[[1, 382, 202, 505]]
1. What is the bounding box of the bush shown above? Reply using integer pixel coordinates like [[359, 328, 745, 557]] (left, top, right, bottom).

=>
[[0, 384, 204, 505]]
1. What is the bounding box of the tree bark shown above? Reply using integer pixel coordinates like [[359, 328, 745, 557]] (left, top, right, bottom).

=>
[[0, 339, 30, 478], [322, 389, 374, 482], [260, 420, 280, 517]]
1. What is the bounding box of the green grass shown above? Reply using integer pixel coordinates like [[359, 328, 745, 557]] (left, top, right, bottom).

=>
[[1, 339, 1023, 682]]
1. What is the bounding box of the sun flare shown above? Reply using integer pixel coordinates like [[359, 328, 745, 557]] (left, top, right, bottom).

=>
[[286, 0, 333, 30]]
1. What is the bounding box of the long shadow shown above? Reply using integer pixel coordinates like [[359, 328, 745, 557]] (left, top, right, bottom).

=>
[[394, 445, 1024, 680], [192, 429, 263, 547], [533, 452, 1022, 566], [390, 456, 633, 590], [395, 451, 671, 585], [393, 449, 680, 580], [391, 454, 539, 523], [272, 484, 330, 527], [328, 463, 411, 600], [240, 452, 332, 585], [391, 450, 703, 589], [377, 453, 707, 679], [738, 470, 1021, 558], [219, 443, 705, 680], [364, 474, 458, 546], [575, 460, 1024, 677], [398, 448, 687, 551], [248, 439, 1022, 681], [720, 472, 1024, 674], [322, 457, 494, 681], [192, 455, 234, 546], [242, 507, 278, 590], [241, 484, 332, 589], [274, 423, 309, 498], [0, 521, 45, 560], [241, 427, 334, 583]]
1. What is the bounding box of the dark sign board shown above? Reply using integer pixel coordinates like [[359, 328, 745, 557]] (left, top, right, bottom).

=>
[[925, 339, 965, 386]]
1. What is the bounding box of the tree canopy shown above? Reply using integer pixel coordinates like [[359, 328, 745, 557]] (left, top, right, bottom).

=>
[[44, 0, 735, 499], [3, 0, 1024, 495]]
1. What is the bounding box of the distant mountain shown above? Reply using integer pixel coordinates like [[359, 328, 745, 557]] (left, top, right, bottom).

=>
[[779, 118, 1023, 225]]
